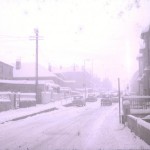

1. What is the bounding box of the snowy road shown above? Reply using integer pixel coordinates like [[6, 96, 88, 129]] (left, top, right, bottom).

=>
[[0, 101, 149, 150]]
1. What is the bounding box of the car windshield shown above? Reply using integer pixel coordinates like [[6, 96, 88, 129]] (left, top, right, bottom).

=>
[[0, 1, 150, 150]]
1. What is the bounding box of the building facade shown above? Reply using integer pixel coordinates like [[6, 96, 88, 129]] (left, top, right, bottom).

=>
[[0, 61, 13, 79], [138, 27, 150, 95]]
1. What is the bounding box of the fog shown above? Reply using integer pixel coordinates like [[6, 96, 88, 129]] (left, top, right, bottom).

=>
[[0, 0, 150, 88]]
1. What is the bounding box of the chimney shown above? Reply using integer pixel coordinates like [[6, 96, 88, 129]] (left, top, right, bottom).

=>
[[60, 65, 62, 70], [48, 64, 52, 72], [73, 64, 76, 72], [16, 59, 21, 70]]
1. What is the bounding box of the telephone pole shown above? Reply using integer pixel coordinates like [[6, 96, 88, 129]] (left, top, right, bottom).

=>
[[118, 78, 121, 123], [34, 28, 39, 103]]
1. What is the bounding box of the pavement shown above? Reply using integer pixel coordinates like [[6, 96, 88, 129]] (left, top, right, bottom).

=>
[[0, 98, 73, 124]]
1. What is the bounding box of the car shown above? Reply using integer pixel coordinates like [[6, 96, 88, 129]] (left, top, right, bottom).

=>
[[101, 98, 112, 106], [72, 95, 86, 106], [86, 93, 97, 102]]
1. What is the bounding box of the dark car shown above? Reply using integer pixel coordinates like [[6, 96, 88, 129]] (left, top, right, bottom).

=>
[[101, 98, 112, 106], [72, 95, 86, 106], [86, 93, 97, 102]]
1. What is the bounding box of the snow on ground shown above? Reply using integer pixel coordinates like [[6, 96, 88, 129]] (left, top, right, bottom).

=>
[[0, 98, 72, 124], [0, 100, 149, 150], [86, 105, 150, 150]]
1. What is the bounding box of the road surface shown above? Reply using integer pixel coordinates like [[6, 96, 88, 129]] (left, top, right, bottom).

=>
[[0, 101, 149, 150]]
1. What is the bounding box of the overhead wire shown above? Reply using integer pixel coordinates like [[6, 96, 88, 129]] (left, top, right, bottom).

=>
[[0, 34, 44, 42]]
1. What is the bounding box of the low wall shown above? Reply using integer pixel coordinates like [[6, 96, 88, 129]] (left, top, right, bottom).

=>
[[41, 92, 53, 104], [0, 101, 11, 112], [19, 93, 36, 108], [127, 115, 138, 135], [0, 92, 36, 111], [0, 92, 11, 112], [127, 115, 150, 145]]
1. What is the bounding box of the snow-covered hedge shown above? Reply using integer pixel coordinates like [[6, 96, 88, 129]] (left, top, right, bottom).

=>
[[127, 115, 150, 145]]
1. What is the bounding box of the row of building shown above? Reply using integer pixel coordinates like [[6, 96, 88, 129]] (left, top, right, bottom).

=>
[[137, 26, 150, 95], [0, 60, 101, 103]]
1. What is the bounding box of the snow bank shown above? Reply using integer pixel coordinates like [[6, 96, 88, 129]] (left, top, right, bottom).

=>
[[127, 115, 150, 145], [138, 118, 150, 130]]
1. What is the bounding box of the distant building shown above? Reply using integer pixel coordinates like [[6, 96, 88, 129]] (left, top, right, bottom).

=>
[[137, 26, 150, 95], [13, 62, 63, 85], [61, 71, 100, 90], [0, 61, 13, 80], [130, 71, 139, 94], [13, 61, 75, 90]]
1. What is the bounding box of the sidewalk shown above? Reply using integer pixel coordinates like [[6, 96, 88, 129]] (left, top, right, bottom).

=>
[[0, 98, 72, 124]]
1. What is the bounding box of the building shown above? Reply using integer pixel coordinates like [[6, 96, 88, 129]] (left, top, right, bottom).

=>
[[13, 62, 64, 86], [62, 71, 92, 89], [13, 61, 76, 89], [137, 26, 150, 95], [0, 61, 13, 79]]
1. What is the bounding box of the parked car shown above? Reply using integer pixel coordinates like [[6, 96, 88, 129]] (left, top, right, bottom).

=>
[[86, 93, 97, 102], [101, 98, 112, 106], [72, 94, 86, 106]]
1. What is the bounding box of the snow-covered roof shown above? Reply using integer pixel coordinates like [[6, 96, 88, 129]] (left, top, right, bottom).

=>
[[64, 80, 76, 83], [60, 87, 71, 91], [0, 61, 13, 67], [13, 63, 57, 78], [0, 79, 59, 87]]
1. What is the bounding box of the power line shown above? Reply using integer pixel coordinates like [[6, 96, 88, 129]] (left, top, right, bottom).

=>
[[0, 34, 44, 41]]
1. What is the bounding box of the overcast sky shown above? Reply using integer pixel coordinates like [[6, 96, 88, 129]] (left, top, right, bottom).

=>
[[0, 0, 150, 88]]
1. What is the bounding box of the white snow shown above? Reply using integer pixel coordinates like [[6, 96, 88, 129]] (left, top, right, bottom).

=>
[[0, 101, 149, 150], [0, 98, 72, 124], [138, 118, 150, 130], [143, 115, 150, 119]]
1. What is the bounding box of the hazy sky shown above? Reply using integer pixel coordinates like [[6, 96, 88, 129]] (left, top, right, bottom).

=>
[[0, 0, 150, 88]]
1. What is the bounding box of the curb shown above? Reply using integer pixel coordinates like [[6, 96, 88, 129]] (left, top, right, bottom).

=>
[[0, 102, 73, 124], [1, 107, 58, 124]]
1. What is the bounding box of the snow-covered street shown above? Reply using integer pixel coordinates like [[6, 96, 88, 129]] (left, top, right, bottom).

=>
[[0, 101, 149, 150]]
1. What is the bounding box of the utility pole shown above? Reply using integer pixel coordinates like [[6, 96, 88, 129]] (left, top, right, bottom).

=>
[[118, 78, 121, 123], [84, 60, 86, 99], [91, 59, 93, 91], [34, 28, 39, 103], [29, 29, 43, 103]]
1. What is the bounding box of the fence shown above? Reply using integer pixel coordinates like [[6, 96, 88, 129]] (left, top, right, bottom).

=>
[[122, 96, 150, 109]]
